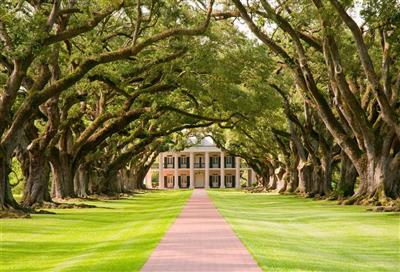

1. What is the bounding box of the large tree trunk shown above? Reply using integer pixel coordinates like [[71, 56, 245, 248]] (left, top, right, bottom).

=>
[[119, 168, 132, 192], [260, 165, 271, 188], [286, 146, 299, 193], [118, 165, 148, 192], [74, 163, 89, 198], [385, 154, 400, 199], [320, 152, 333, 196], [21, 148, 51, 207], [309, 162, 322, 197], [267, 166, 277, 190], [88, 168, 101, 194], [0, 153, 21, 211], [297, 159, 313, 195], [131, 166, 148, 190], [286, 164, 298, 193], [348, 152, 400, 205], [276, 166, 288, 193], [337, 152, 356, 197], [50, 152, 75, 199], [99, 169, 122, 195]]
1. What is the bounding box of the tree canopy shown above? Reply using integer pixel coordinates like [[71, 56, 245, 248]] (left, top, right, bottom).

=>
[[0, 0, 399, 215]]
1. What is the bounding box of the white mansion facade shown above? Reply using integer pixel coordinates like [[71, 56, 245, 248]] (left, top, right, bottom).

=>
[[145, 139, 256, 189]]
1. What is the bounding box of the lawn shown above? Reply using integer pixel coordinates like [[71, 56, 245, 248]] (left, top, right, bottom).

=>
[[208, 190, 400, 272], [0, 190, 191, 272]]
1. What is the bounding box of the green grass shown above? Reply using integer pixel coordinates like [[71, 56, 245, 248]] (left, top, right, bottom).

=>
[[1, 190, 191, 272], [208, 190, 400, 272]]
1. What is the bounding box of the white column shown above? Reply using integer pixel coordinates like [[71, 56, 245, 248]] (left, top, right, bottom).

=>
[[220, 152, 225, 188], [189, 152, 194, 189], [235, 157, 240, 189], [205, 152, 210, 189], [159, 153, 164, 189], [174, 153, 179, 189], [145, 170, 152, 189]]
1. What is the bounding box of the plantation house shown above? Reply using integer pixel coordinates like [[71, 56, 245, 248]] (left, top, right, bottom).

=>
[[145, 139, 256, 189]]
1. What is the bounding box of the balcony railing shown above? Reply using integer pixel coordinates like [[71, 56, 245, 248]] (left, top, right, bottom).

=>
[[179, 163, 190, 169], [194, 162, 205, 168], [164, 163, 174, 168]]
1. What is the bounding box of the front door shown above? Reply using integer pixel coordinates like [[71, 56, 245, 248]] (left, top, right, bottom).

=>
[[195, 173, 204, 188], [166, 176, 174, 188]]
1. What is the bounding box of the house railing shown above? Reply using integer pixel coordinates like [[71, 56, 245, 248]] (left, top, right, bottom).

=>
[[194, 163, 205, 168]]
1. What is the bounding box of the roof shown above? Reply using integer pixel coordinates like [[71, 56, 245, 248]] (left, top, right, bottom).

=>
[[188, 136, 216, 147], [181, 136, 221, 152]]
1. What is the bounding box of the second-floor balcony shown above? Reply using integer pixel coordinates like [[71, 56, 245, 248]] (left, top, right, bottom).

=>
[[164, 163, 175, 169], [194, 162, 205, 168], [158, 155, 240, 169], [179, 162, 190, 168]]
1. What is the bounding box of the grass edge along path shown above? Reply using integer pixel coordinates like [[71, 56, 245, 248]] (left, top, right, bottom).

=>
[[208, 189, 400, 272], [1, 190, 192, 272]]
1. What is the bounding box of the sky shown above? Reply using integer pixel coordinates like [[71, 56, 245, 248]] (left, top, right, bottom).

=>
[[223, 0, 365, 40]]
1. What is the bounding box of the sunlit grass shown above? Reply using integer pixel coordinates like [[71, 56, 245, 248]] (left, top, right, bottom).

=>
[[1, 190, 191, 272], [208, 190, 400, 272]]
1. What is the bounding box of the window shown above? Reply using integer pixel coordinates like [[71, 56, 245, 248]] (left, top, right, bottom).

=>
[[180, 175, 188, 188], [211, 156, 219, 168], [225, 175, 234, 187], [180, 156, 188, 167], [195, 156, 204, 168], [225, 156, 234, 168], [165, 156, 174, 168], [211, 175, 219, 188], [166, 176, 174, 188]]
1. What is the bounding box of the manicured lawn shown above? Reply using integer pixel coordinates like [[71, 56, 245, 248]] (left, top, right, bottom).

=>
[[208, 190, 400, 272], [1, 190, 191, 272]]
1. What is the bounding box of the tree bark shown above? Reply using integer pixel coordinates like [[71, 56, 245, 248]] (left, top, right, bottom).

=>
[[347, 151, 400, 205], [276, 166, 288, 193], [50, 152, 75, 198], [0, 153, 20, 211], [21, 147, 51, 207], [268, 166, 277, 190], [320, 151, 333, 196], [337, 152, 356, 197], [74, 163, 89, 198], [297, 160, 313, 195]]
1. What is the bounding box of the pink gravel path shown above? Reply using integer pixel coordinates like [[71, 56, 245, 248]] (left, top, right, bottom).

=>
[[141, 189, 262, 272]]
